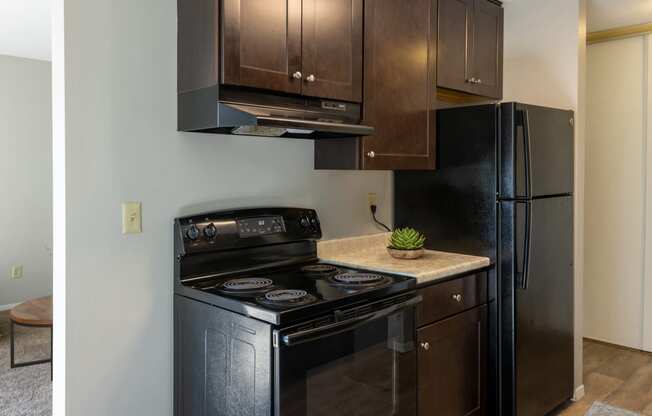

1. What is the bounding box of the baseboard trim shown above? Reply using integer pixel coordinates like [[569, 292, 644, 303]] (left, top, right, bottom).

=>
[[0, 303, 19, 312], [572, 385, 586, 402]]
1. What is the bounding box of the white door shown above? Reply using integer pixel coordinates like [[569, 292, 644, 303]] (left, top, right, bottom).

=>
[[585, 36, 645, 350]]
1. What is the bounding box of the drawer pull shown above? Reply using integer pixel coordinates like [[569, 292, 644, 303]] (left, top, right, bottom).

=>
[[451, 294, 463, 303], [420, 342, 430, 351]]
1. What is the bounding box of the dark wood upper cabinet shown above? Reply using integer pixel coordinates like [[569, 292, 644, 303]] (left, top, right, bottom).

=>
[[301, 0, 363, 102], [360, 0, 437, 170], [221, 0, 362, 101], [418, 305, 487, 416], [437, 0, 503, 99], [221, 0, 302, 94], [471, 0, 503, 99], [437, 0, 475, 94]]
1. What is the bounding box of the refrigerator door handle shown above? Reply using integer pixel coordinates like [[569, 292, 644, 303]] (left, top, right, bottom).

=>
[[517, 200, 532, 290], [521, 109, 533, 199]]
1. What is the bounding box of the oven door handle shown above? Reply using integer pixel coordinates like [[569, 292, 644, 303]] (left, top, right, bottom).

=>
[[278, 295, 422, 347]]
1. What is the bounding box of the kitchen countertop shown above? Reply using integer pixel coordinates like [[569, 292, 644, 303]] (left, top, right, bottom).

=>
[[318, 232, 492, 286]]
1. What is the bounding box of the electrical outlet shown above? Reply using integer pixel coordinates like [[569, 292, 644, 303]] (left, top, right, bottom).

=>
[[11, 265, 23, 280], [122, 202, 142, 234], [367, 192, 378, 207]]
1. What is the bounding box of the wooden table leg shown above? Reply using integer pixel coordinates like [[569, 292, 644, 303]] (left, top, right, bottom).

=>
[[10, 320, 15, 368], [50, 326, 53, 380]]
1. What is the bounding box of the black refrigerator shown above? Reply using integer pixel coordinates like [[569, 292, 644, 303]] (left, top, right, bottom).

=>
[[394, 103, 574, 416]]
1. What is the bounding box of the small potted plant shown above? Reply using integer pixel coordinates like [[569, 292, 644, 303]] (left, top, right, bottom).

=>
[[387, 228, 426, 259]]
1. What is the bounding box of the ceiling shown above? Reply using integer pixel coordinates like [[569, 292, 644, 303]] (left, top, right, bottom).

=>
[[0, 0, 51, 61], [0, 0, 650, 59], [588, 0, 652, 32]]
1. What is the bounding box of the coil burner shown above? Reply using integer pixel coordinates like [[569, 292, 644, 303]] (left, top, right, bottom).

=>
[[329, 272, 392, 288], [257, 289, 318, 308], [216, 278, 274, 296], [300, 264, 340, 276]]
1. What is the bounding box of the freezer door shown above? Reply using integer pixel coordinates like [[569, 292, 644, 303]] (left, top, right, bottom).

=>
[[500, 103, 574, 199], [513, 196, 574, 415]]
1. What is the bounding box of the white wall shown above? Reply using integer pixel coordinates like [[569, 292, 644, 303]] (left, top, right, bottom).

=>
[[56, 1, 392, 415], [503, 0, 586, 395], [0, 54, 52, 307]]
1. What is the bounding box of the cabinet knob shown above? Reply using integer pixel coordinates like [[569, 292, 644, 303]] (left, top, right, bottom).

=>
[[292, 71, 303, 80], [366, 151, 376, 158], [306, 74, 316, 82], [420, 342, 430, 351], [452, 293, 463, 303]]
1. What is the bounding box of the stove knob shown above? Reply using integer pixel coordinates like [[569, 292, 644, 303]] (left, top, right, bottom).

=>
[[299, 217, 310, 228], [310, 217, 319, 228], [204, 223, 217, 239], [186, 225, 200, 241]]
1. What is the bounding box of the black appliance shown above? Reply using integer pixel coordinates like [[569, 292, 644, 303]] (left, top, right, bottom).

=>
[[394, 103, 574, 416], [174, 207, 420, 416], [179, 86, 375, 139]]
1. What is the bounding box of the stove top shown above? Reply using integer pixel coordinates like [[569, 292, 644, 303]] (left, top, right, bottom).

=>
[[174, 208, 416, 326], [186, 261, 414, 324]]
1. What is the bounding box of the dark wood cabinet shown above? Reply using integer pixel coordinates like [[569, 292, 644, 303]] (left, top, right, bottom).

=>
[[437, 0, 503, 99], [418, 305, 487, 416], [417, 272, 487, 326], [315, 0, 503, 170], [221, 0, 362, 102], [437, 0, 474, 94], [360, 0, 437, 170], [301, 0, 363, 102], [221, 0, 302, 94]]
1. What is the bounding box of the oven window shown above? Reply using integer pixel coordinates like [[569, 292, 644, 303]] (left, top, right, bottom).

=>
[[275, 309, 417, 416]]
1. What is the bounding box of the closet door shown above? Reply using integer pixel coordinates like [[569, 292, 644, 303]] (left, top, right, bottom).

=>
[[585, 36, 645, 350]]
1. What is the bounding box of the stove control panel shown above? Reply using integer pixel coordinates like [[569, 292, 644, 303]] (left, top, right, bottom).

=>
[[237, 216, 286, 238], [175, 208, 322, 255]]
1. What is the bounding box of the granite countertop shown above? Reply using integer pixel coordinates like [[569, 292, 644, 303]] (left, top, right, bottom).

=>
[[318, 232, 491, 285]]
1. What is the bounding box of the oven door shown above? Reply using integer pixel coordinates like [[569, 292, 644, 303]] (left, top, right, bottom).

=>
[[273, 294, 421, 416]]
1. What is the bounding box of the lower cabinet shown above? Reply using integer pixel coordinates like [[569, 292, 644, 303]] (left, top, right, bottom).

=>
[[417, 277, 488, 416]]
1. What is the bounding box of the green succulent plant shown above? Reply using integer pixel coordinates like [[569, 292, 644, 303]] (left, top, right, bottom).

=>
[[388, 228, 426, 250]]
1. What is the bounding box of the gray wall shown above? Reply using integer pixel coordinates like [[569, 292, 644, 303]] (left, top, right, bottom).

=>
[[0, 55, 52, 307], [59, 1, 391, 414]]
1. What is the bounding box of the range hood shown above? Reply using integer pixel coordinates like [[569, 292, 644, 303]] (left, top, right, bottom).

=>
[[178, 86, 374, 139]]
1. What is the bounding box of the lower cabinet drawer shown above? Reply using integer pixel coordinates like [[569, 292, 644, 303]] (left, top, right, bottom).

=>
[[417, 272, 487, 327], [418, 305, 487, 416]]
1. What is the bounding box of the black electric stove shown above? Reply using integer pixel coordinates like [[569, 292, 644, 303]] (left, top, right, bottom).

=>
[[173, 207, 415, 325], [174, 208, 420, 416]]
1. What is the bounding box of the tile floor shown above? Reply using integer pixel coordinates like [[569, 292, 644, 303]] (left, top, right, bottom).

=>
[[558, 339, 652, 415]]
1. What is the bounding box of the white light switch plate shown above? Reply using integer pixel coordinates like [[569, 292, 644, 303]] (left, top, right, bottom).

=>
[[122, 202, 142, 234], [11, 265, 23, 279]]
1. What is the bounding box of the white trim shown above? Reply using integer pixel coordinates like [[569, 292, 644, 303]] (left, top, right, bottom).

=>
[[52, 0, 66, 414], [0, 303, 19, 312], [641, 34, 650, 351], [572, 385, 586, 402]]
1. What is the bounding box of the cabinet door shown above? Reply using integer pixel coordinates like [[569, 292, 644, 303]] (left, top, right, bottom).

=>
[[301, 0, 363, 102], [437, 0, 475, 94], [362, 0, 437, 170], [418, 305, 487, 416], [470, 0, 503, 99], [221, 0, 302, 94]]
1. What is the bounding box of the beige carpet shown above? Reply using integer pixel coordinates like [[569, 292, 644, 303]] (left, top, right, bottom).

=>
[[0, 311, 51, 416]]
